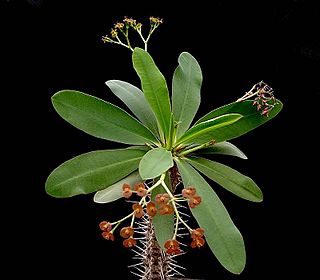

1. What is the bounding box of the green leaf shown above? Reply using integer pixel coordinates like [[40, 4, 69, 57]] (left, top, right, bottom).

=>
[[176, 113, 243, 145], [45, 148, 146, 198], [52, 90, 157, 145], [151, 173, 174, 250], [132, 48, 171, 138], [172, 52, 202, 138], [93, 171, 141, 204], [187, 157, 263, 202], [176, 159, 246, 274], [106, 80, 159, 137], [195, 100, 283, 143], [139, 147, 173, 180], [196, 141, 247, 159]]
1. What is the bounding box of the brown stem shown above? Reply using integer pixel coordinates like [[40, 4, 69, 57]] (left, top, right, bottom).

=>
[[138, 217, 171, 280]]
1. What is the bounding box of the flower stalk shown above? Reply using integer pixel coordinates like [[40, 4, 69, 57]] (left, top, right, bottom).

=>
[[102, 16, 163, 52]]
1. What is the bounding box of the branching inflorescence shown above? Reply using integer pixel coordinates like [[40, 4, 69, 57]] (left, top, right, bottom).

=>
[[102, 16, 163, 51], [99, 173, 205, 255]]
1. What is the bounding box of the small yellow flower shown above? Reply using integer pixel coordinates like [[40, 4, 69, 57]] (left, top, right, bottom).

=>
[[110, 28, 118, 38]]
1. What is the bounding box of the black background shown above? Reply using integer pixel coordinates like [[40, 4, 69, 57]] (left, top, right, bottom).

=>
[[2, 0, 318, 279]]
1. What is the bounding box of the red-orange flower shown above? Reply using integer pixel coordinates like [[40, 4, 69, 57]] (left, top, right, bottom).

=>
[[190, 236, 205, 248], [101, 231, 115, 241], [189, 195, 202, 208], [159, 204, 174, 215], [155, 193, 170, 205], [191, 228, 205, 239], [120, 226, 134, 238], [132, 203, 144, 218], [146, 201, 157, 217], [134, 182, 147, 197], [182, 187, 196, 198], [122, 183, 132, 199], [164, 239, 181, 255], [99, 221, 112, 232], [123, 237, 137, 248]]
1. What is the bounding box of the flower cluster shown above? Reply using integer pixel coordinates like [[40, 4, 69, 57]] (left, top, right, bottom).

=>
[[99, 221, 114, 241], [99, 174, 206, 255], [182, 186, 202, 208], [237, 81, 277, 117], [102, 16, 163, 51]]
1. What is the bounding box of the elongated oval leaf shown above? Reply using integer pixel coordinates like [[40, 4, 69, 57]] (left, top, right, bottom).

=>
[[139, 147, 173, 180], [106, 80, 159, 137], [187, 157, 263, 202], [151, 173, 174, 250], [176, 113, 242, 145], [132, 48, 171, 138], [172, 52, 202, 138], [196, 141, 247, 159], [176, 159, 246, 274], [45, 148, 146, 198], [52, 90, 157, 145], [94, 171, 141, 204], [195, 100, 283, 143]]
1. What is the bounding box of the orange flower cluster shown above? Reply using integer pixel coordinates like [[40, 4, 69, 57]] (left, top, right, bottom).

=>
[[182, 186, 202, 208], [164, 239, 181, 255], [146, 201, 157, 217], [155, 193, 174, 215], [163, 228, 206, 255], [190, 228, 205, 248], [122, 182, 147, 199], [99, 221, 114, 241], [120, 226, 136, 248]]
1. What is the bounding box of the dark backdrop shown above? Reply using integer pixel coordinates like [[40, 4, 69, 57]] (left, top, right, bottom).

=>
[[2, 0, 318, 279]]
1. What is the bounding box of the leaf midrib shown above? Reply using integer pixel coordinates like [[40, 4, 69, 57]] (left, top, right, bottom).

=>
[[199, 197, 240, 269], [57, 99, 152, 141], [137, 54, 169, 134], [108, 81, 159, 136], [198, 103, 269, 124], [178, 160, 240, 269], [176, 57, 193, 129], [189, 159, 258, 198], [178, 117, 238, 144], [52, 156, 142, 188]]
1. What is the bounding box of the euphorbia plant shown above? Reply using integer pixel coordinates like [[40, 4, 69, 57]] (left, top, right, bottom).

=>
[[46, 17, 282, 279]]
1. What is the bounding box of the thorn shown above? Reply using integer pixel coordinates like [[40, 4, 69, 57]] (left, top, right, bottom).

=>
[[128, 262, 144, 268], [129, 270, 144, 278]]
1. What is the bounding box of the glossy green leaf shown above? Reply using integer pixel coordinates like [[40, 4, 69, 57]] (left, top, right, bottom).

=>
[[45, 148, 146, 198], [176, 159, 246, 274], [93, 171, 141, 204], [132, 48, 171, 138], [172, 52, 202, 138], [139, 148, 173, 180], [175, 113, 242, 145], [195, 100, 283, 143], [196, 141, 247, 159], [187, 157, 263, 202], [52, 90, 157, 145], [106, 80, 159, 137], [151, 173, 174, 250]]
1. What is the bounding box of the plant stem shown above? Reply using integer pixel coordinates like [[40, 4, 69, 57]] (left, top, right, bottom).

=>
[[111, 211, 134, 226], [160, 180, 192, 239], [147, 173, 165, 193], [178, 140, 216, 157]]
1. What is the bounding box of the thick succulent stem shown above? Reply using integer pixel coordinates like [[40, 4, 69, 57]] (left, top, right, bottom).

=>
[[130, 215, 184, 280]]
